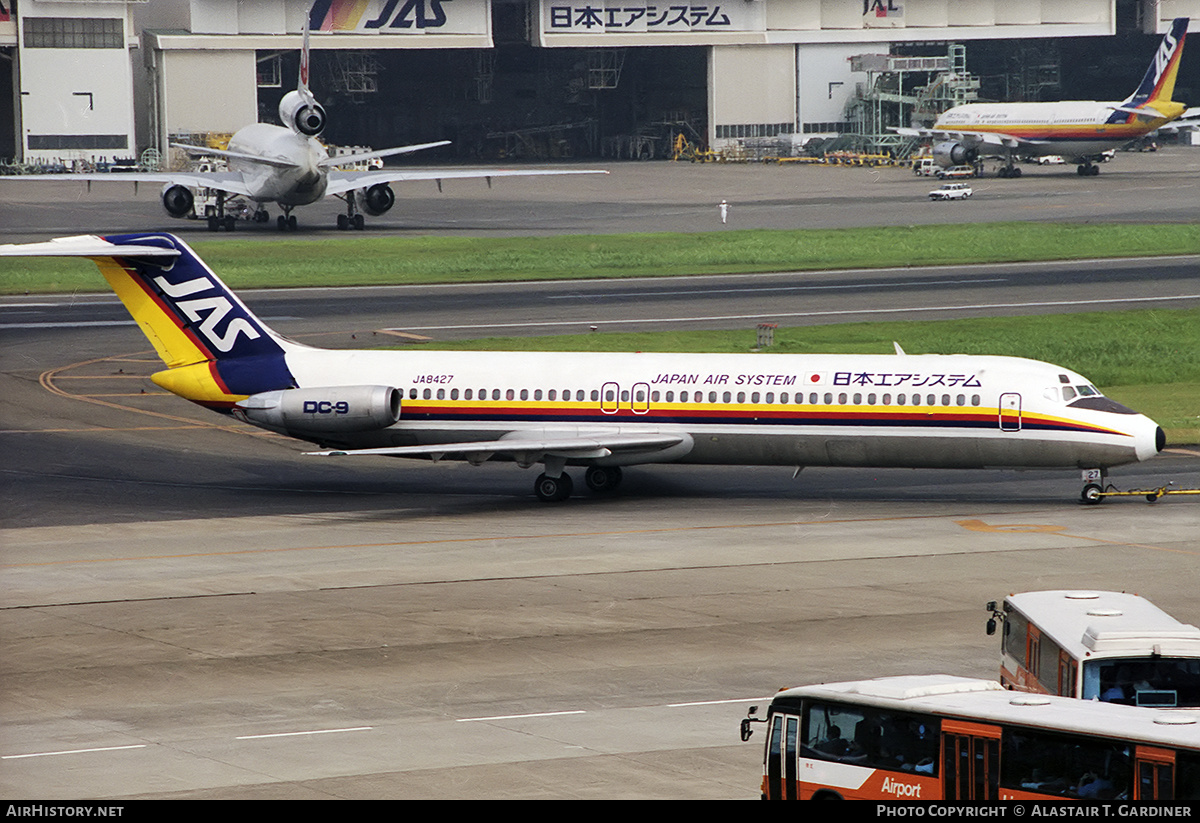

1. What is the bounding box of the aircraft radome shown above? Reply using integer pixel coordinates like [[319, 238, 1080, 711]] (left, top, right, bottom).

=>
[[1, 9, 605, 233], [899, 18, 1190, 178], [0, 233, 1165, 503]]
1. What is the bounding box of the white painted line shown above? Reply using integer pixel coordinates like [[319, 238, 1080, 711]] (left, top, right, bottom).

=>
[[545, 278, 1008, 300], [236, 726, 373, 740], [457, 710, 587, 722], [2, 744, 147, 759], [667, 697, 772, 708], [393, 293, 1200, 332]]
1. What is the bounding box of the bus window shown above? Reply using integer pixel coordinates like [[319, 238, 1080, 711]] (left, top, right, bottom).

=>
[[1178, 752, 1200, 800], [803, 701, 938, 775], [1088, 658, 1200, 707], [1001, 727, 1131, 799]]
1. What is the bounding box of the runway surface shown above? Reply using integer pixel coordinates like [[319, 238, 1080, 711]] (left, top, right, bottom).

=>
[[2, 155, 1199, 799]]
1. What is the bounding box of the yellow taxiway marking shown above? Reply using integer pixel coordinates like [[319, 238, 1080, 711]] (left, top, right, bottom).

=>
[[5, 513, 1195, 570], [955, 519, 1196, 555]]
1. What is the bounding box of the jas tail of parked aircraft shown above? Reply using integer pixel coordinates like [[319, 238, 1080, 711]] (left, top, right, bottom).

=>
[[2, 11, 604, 232], [898, 17, 1190, 177], [0, 233, 1166, 503]]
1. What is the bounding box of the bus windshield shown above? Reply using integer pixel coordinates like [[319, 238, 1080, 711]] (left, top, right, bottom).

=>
[[1085, 657, 1200, 707]]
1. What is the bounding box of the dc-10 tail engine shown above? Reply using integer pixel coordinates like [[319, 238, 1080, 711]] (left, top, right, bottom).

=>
[[233, 385, 400, 436], [278, 90, 327, 137], [932, 140, 978, 168], [355, 184, 396, 216]]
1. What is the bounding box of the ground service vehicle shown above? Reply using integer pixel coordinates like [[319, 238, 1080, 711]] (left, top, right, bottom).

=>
[[929, 182, 973, 201], [741, 674, 1200, 800], [987, 591, 1200, 708]]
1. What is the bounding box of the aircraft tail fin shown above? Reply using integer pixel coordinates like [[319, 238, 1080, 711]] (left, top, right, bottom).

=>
[[0, 234, 299, 410], [1123, 17, 1189, 109]]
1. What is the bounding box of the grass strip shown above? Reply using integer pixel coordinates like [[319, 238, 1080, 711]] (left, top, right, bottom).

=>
[[2, 222, 1198, 293]]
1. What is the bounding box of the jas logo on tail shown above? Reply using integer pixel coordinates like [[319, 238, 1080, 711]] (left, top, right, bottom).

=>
[[154, 275, 262, 353], [1155, 31, 1179, 80]]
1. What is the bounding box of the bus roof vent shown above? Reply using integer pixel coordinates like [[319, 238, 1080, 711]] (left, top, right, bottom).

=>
[[848, 675, 1003, 701], [1152, 714, 1198, 727], [1086, 608, 1124, 618], [1064, 592, 1102, 600], [1009, 695, 1052, 707]]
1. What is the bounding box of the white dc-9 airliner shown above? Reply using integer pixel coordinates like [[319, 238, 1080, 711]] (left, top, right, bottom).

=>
[[0, 233, 1164, 503]]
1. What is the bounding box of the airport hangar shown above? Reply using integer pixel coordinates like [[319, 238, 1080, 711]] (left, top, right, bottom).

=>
[[1, 0, 1198, 169]]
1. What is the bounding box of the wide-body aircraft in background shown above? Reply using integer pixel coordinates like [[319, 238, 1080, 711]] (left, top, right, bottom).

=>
[[2, 12, 605, 232], [0, 233, 1165, 504], [899, 17, 1191, 177]]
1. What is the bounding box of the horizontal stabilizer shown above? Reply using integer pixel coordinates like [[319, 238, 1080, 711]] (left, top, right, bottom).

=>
[[0, 234, 180, 259], [171, 143, 301, 170], [319, 141, 452, 168]]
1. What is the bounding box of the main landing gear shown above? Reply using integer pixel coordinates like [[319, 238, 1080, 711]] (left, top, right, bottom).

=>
[[276, 207, 298, 231], [534, 466, 625, 502], [1076, 161, 1100, 176], [337, 195, 366, 231]]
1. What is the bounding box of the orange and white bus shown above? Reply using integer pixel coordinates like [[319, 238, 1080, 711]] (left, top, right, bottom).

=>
[[986, 591, 1200, 708], [740, 674, 1200, 800]]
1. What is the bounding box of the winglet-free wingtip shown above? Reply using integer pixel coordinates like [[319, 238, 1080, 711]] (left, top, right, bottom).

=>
[[0, 234, 181, 259]]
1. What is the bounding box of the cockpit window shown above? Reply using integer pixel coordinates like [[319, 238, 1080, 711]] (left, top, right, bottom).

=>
[[1062, 387, 1077, 401], [1076, 385, 1100, 397]]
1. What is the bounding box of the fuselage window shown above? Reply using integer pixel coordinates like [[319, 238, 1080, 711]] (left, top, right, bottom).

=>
[[972, 395, 980, 406], [956, 394, 964, 406], [666, 391, 675, 402], [464, 389, 473, 400], [838, 393, 848, 405], [534, 389, 542, 401], [492, 389, 501, 400], [738, 392, 746, 403], [897, 393, 906, 405], [941, 394, 950, 406], [423, 388, 432, 400], [765, 392, 773, 403], [451, 389, 459, 400], [882, 394, 891, 405], [709, 391, 718, 403], [853, 393, 862, 405], [912, 394, 920, 406], [824, 393, 833, 405], [621, 390, 630, 402], [437, 389, 445, 400], [520, 389, 529, 401], [927, 394, 936, 406], [751, 392, 760, 403], [506, 389, 515, 401], [587, 390, 595, 401], [723, 391, 732, 403], [867, 393, 876, 405], [650, 391, 659, 402], [409, 388, 418, 399]]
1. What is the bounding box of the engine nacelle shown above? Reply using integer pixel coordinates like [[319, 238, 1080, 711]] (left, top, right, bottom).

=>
[[355, 183, 396, 216], [161, 184, 194, 218], [278, 90, 327, 137], [932, 140, 978, 168], [234, 385, 401, 434]]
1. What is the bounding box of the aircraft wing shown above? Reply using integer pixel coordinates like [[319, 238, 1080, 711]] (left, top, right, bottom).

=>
[[324, 167, 608, 197], [895, 127, 1041, 150], [307, 431, 685, 462], [2, 170, 255, 198]]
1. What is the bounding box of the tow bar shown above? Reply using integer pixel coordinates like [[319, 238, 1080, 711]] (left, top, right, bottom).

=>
[[1086, 482, 1200, 503]]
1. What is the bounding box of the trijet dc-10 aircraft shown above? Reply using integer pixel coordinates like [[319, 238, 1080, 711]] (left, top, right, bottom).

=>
[[899, 17, 1191, 178], [0, 233, 1166, 503], [6, 12, 604, 232]]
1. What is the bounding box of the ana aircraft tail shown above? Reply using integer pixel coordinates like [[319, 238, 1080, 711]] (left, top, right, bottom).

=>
[[3, 233, 298, 409], [1122, 17, 1189, 110]]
